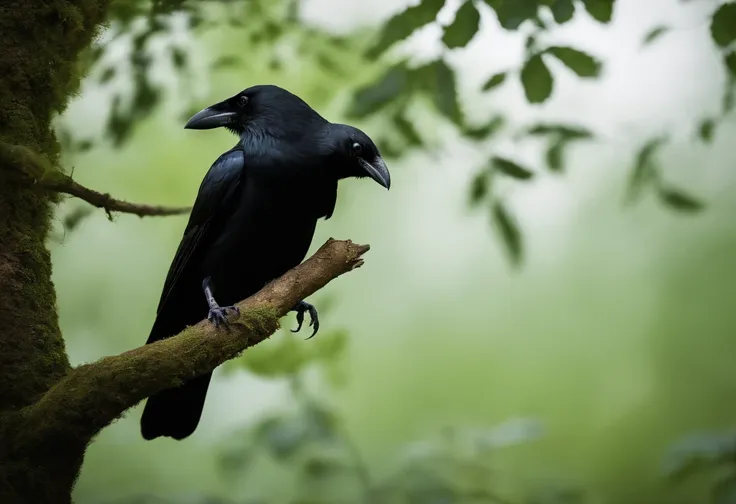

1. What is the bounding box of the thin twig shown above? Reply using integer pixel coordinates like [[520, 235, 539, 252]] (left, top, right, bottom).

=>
[[0, 141, 191, 218], [48, 175, 191, 218]]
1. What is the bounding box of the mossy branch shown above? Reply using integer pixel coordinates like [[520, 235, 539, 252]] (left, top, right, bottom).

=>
[[18, 238, 369, 446], [0, 142, 190, 218]]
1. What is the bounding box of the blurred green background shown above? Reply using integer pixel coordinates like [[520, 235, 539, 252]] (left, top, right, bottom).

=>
[[48, 0, 736, 502]]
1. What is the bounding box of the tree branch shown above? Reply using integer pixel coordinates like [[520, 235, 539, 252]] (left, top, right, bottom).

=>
[[19, 238, 369, 446], [0, 142, 191, 218], [47, 175, 192, 218]]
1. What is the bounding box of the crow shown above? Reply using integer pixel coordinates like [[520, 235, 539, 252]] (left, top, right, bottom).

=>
[[140, 85, 390, 441]]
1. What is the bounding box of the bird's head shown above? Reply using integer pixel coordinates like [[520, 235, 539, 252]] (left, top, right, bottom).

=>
[[184, 84, 321, 137], [184, 85, 390, 190], [328, 124, 391, 190]]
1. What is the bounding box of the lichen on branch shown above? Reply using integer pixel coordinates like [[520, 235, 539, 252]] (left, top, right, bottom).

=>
[[18, 238, 370, 446], [0, 141, 191, 218]]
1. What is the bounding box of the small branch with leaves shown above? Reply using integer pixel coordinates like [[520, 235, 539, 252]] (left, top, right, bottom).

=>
[[0, 141, 191, 218]]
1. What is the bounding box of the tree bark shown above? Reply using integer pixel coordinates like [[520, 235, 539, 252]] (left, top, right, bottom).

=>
[[0, 4, 111, 501], [0, 2, 371, 503]]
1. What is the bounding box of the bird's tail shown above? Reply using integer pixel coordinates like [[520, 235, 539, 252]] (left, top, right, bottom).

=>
[[140, 371, 213, 440], [140, 300, 213, 441]]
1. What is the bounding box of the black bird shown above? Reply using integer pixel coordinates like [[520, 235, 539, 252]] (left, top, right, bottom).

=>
[[140, 85, 390, 441]]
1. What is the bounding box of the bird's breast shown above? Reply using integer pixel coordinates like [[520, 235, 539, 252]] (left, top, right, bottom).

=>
[[201, 179, 328, 304]]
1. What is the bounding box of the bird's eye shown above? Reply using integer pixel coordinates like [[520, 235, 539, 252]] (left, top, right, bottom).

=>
[[351, 142, 362, 155], [238, 95, 249, 107]]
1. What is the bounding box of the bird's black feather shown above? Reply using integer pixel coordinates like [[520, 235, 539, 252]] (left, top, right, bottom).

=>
[[140, 85, 389, 441], [153, 147, 245, 319]]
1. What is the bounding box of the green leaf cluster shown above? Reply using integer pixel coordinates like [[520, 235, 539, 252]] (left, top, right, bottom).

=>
[[66, 0, 731, 265]]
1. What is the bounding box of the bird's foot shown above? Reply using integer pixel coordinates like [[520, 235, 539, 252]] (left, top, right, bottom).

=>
[[207, 305, 240, 328], [291, 301, 319, 339]]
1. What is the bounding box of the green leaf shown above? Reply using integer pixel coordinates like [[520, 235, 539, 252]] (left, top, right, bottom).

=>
[[546, 46, 601, 77], [61, 206, 93, 232], [546, 139, 565, 173], [393, 111, 423, 147], [98, 67, 115, 84], [658, 186, 705, 213], [481, 71, 507, 91], [462, 115, 505, 139], [171, 47, 187, 69], [713, 475, 736, 504], [642, 25, 669, 46], [74, 139, 94, 153], [550, 0, 575, 24], [469, 170, 490, 207], [725, 50, 736, 77], [626, 137, 666, 204], [710, 2, 736, 48], [491, 156, 534, 180], [698, 118, 716, 144], [526, 123, 593, 140], [526, 122, 595, 173], [348, 64, 409, 118], [316, 52, 340, 73], [428, 60, 463, 124], [520, 54, 553, 103], [485, 0, 539, 30], [492, 202, 522, 265], [442, 1, 480, 49], [581, 0, 613, 23], [366, 0, 446, 58], [261, 21, 283, 43]]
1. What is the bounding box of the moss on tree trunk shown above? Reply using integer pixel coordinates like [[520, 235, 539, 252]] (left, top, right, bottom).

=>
[[0, 1, 111, 502]]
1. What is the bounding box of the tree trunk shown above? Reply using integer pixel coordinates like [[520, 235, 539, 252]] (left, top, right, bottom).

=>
[[0, 2, 111, 502]]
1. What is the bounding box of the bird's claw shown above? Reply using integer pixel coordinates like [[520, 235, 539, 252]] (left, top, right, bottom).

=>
[[291, 301, 319, 339], [207, 305, 239, 328]]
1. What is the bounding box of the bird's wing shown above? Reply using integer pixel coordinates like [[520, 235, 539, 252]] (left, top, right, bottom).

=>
[[154, 147, 245, 316]]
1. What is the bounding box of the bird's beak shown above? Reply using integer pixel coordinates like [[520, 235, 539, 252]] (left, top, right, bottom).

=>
[[184, 101, 237, 130], [358, 156, 391, 190]]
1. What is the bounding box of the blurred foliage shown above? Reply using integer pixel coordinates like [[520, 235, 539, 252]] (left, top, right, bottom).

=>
[[143, 302, 591, 503], [50, 204, 95, 243], [100, 324, 736, 503], [663, 430, 736, 504], [58, 0, 735, 264], [221, 294, 349, 388], [625, 136, 705, 213], [103, 495, 262, 504], [217, 328, 560, 504]]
